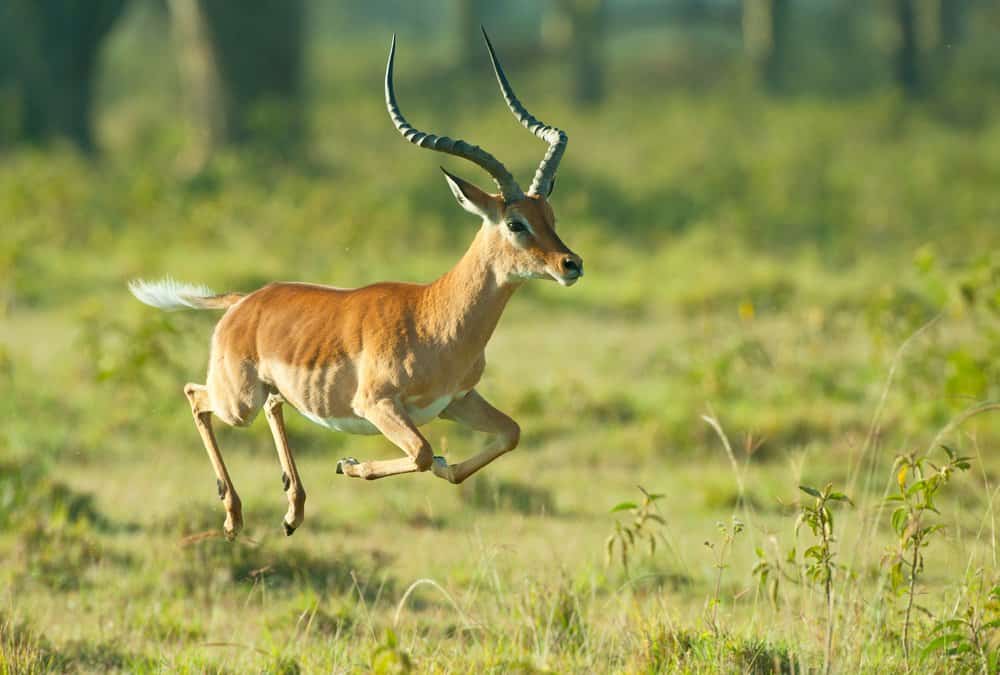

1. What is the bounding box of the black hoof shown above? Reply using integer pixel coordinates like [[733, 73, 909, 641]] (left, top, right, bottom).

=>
[[336, 457, 358, 475], [281, 471, 290, 492], [283, 521, 296, 536], [216, 479, 226, 500]]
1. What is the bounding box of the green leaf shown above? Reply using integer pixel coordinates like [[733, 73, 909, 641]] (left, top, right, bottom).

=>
[[930, 619, 966, 633], [611, 502, 638, 513], [827, 491, 850, 502], [906, 480, 928, 498], [799, 485, 822, 498], [920, 633, 965, 659], [892, 507, 908, 536]]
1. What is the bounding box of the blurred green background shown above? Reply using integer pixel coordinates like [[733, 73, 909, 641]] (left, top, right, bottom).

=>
[[2, 1, 1000, 672]]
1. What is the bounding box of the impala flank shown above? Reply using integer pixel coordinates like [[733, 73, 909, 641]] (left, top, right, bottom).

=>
[[129, 30, 583, 538]]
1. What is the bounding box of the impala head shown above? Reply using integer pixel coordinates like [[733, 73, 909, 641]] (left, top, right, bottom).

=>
[[385, 29, 584, 287]]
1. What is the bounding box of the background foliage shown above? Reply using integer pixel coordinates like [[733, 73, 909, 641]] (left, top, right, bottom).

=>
[[2, 1, 999, 672]]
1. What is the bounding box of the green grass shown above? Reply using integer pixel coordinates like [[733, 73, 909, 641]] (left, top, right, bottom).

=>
[[2, 18, 1000, 674]]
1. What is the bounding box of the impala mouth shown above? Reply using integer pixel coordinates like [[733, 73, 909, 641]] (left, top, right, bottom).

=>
[[548, 268, 582, 287]]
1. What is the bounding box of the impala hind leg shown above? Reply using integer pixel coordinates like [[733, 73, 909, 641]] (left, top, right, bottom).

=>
[[336, 398, 434, 480], [184, 383, 243, 538], [432, 390, 520, 484], [263, 393, 306, 536]]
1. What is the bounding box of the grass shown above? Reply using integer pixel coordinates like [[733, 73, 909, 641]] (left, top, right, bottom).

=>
[[2, 11, 1000, 673]]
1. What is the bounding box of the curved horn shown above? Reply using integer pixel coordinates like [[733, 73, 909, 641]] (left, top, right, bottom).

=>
[[482, 28, 567, 197], [385, 35, 524, 203]]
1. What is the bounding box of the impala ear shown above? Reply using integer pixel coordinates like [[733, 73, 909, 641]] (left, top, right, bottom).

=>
[[441, 167, 501, 222]]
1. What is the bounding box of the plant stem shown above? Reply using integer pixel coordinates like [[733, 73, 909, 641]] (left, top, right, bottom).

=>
[[824, 573, 833, 675], [902, 538, 919, 672]]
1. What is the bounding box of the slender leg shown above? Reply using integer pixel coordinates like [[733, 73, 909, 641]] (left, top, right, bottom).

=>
[[184, 383, 243, 538], [432, 389, 520, 484], [263, 393, 306, 536], [336, 398, 433, 481]]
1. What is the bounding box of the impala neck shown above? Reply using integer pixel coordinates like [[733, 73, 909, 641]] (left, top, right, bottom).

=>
[[421, 226, 519, 352]]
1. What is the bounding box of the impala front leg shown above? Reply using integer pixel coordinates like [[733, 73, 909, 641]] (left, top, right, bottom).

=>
[[337, 398, 434, 480], [433, 390, 520, 484]]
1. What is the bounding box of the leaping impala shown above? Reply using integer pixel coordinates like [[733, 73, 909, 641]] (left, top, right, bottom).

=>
[[129, 30, 582, 538]]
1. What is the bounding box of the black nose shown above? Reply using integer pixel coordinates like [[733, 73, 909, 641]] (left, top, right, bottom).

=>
[[563, 257, 583, 278]]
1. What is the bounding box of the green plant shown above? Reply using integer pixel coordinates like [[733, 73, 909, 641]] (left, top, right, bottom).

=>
[[921, 571, 1000, 674], [883, 445, 972, 671], [704, 516, 744, 636], [796, 483, 851, 675], [751, 537, 798, 611], [370, 629, 412, 674], [605, 486, 666, 572]]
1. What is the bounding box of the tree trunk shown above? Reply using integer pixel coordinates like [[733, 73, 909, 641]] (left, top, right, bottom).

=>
[[743, 0, 792, 93], [0, 0, 128, 151], [894, 0, 921, 97], [456, 0, 486, 73], [558, 0, 606, 106], [937, 0, 964, 68], [170, 0, 305, 153], [763, 0, 791, 92]]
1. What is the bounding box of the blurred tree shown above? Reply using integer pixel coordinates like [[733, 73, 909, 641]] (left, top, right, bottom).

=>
[[763, 0, 791, 92], [0, 0, 128, 151], [547, 0, 606, 106], [168, 0, 304, 163], [937, 0, 965, 69], [743, 0, 792, 93], [456, 0, 487, 73], [893, 0, 921, 97]]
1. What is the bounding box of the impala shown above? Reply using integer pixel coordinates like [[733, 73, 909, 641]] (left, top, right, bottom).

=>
[[129, 30, 582, 538]]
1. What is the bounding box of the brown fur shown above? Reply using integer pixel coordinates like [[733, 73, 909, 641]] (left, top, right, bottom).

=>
[[166, 186, 582, 537]]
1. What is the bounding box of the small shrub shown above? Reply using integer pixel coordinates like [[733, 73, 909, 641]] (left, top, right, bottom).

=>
[[704, 516, 744, 636], [921, 571, 1000, 674], [605, 486, 666, 573], [795, 483, 851, 675], [370, 629, 412, 674], [883, 445, 972, 670]]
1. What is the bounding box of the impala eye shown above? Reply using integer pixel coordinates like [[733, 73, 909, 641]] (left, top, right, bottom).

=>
[[507, 221, 527, 234]]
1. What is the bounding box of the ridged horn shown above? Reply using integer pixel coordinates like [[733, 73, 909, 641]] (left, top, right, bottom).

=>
[[482, 28, 567, 198], [385, 34, 525, 203]]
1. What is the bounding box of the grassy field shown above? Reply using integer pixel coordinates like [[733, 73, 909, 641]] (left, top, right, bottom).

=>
[[3, 14, 1000, 674]]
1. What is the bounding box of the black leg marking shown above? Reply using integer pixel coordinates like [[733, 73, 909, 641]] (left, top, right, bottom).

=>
[[216, 479, 226, 500], [281, 471, 290, 492], [283, 521, 296, 536]]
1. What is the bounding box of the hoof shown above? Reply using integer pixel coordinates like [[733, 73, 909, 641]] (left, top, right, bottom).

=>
[[216, 479, 226, 500], [336, 457, 359, 475], [432, 456, 457, 483], [283, 521, 296, 537], [281, 471, 290, 492]]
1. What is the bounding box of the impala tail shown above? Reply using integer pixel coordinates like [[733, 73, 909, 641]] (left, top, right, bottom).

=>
[[128, 277, 244, 311]]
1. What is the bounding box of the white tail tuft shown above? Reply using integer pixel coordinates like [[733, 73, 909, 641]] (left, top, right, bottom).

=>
[[128, 277, 216, 311]]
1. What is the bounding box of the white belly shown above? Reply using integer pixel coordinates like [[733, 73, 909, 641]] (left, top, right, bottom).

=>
[[297, 394, 458, 436]]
